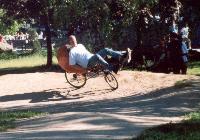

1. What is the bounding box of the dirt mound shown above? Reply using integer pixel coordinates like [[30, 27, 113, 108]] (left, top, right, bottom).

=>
[[0, 71, 199, 140], [0, 70, 196, 109]]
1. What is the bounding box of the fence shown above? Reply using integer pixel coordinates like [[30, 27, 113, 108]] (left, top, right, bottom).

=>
[[7, 38, 66, 50]]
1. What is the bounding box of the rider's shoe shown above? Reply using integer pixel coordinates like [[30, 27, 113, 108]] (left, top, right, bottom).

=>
[[121, 48, 132, 64], [112, 64, 120, 74], [118, 48, 132, 70], [109, 48, 132, 74], [106, 65, 119, 74], [104, 69, 110, 75]]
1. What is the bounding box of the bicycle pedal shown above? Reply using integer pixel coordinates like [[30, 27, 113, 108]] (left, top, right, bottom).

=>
[[103, 70, 110, 75]]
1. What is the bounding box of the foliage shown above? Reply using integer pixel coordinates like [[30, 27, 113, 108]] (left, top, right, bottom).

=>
[[0, 9, 22, 35], [0, 110, 47, 131], [0, 0, 67, 67], [30, 40, 42, 54], [1, 0, 200, 67], [1, 0, 199, 47], [54, 0, 159, 51], [27, 28, 38, 41], [185, 112, 200, 122], [188, 61, 200, 76], [0, 52, 19, 60], [27, 28, 42, 54]]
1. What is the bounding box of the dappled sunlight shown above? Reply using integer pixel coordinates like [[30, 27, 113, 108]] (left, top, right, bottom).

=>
[[0, 71, 200, 139], [1, 110, 184, 139]]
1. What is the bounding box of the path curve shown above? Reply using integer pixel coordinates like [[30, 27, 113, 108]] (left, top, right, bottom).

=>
[[0, 71, 200, 140]]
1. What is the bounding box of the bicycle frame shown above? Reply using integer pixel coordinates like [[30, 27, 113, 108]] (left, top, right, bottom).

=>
[[65, 66, 118, 90]]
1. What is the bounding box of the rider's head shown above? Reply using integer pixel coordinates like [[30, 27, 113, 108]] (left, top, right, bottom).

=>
[[69, 35, 77, 47]]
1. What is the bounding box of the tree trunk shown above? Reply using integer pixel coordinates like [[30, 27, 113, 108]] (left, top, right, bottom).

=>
[[136, 26, 142, 48], [45, 11, 52, 68]]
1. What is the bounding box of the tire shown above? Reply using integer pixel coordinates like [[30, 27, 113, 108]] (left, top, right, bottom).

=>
[[104, 71, 118, 90], [65, 72, 87, 88]]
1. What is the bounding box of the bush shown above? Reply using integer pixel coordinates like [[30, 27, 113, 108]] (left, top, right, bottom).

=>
[[0, 52, 18, 60], [27, 28, 41, 54], [31, 40, 42, 54]]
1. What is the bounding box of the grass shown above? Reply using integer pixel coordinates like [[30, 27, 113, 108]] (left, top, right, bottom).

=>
[[188, 61, 200, 76], [185, 112, 200, 122], [1, 55, 46, 69], [0, 110, 47, 131], [0, 54, 58, 69], [0, 51, 60, 75], [174, 79, 193, 88], [132, 112, 200, 140]]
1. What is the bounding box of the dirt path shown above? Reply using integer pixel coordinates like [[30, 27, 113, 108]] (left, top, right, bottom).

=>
[[0, 71, 200, 140]]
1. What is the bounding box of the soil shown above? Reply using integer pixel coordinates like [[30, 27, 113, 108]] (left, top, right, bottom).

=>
[[0, 70, 200, 140]]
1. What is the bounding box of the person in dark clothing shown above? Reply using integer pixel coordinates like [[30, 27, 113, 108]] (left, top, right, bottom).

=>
[[169, 33, 188, 74], [179, 41, 188, 74], [153, 36, 170, 73]]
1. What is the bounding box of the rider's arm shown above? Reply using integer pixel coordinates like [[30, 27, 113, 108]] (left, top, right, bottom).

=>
[[68, 47, 87, 74], [68, 56, 87, 74]]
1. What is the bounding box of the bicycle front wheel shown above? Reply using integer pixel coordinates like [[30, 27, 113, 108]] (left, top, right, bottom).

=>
[[65, 72, 87, 88], [104, 72, 118, 90]]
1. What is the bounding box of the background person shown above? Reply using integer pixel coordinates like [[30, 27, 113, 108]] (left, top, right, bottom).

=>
[[180, 22, 191, 49], [169, 33, 188, 74]]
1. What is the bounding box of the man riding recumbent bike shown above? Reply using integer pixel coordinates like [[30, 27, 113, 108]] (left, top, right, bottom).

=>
[[57, 43, 131, 90]]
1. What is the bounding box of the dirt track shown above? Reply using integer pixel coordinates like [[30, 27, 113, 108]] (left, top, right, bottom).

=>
[[0, 71, 200, 140]]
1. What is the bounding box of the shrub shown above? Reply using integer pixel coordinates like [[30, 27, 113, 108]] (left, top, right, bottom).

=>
[[27, 28, 41, 54]]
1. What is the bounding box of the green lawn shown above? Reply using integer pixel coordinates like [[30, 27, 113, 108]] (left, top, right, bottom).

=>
[[188, 61, 200, 76], [0, 52, 60, 74], [133, 112, 200, 140], [0, 54, 58, 69], [0, 110, 47, 131]]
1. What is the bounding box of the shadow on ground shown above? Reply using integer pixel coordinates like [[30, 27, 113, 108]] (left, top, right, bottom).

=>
[[0, 88, 73, 103], [0, 87, 113, 103], [45, 79, 198, 116], [0, 79, 200, 140], [0, 65, 63, 76]]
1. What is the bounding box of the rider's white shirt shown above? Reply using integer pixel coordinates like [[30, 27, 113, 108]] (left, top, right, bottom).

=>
[[69, 44, 94, 68]]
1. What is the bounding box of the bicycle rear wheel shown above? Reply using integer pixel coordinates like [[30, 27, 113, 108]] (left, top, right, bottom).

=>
[[104, 71, 118, 90], [65, 72, 87, 88]]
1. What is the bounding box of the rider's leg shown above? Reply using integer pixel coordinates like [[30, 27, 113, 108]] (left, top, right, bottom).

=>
[[89, 48, 132, 74], [97, 48, 124, 59], [87, 54, 112, 70], [97, 48, 132, 63]]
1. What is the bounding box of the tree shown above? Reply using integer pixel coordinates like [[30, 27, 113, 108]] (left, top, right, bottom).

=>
[[0, 0, 68, 68], [0, 9, 22, 35], [55, 0, 158, 50]]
